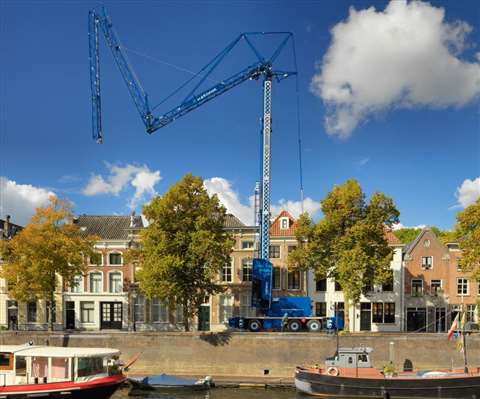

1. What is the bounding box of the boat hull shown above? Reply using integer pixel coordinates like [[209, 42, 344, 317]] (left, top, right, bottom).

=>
[[295, 368, 480, 399], [0, 374, 125, 399]]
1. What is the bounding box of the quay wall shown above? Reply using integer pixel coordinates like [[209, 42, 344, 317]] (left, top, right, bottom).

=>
[[0, 332, 478, 379]]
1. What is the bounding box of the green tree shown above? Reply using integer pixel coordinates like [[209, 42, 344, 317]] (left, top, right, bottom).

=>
[[394, 226, 455, 244], [133, 174, 234, 331], [288, 180, 399, 332], [0, 197, 97, 330], [455, 199, 480, 280]]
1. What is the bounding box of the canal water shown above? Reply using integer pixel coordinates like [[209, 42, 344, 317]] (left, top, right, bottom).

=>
[[113, 387, 307, 399]]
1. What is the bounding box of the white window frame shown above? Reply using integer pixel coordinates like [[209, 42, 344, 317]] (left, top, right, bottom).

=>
[[108, 252, 123, 266], [80, 301, 95, 324], [108, 271, 123, 293], [241, 258, 253, 282], [241, 241, 254, 250], [421, 256, 433, 270], [151, 298, 169, 323], [89, 252, 103, 266], [89, 272, 103, 293], [457, 278, 469, 296], [71, 275, 84, 293], [221, 261, 233, 283], [218, 294, 234, 323], [280, 217, 289, 230]]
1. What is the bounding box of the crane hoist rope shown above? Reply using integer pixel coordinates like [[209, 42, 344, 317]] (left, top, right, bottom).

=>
[[88, 6, 303, 308]]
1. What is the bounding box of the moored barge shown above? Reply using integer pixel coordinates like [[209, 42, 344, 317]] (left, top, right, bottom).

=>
[[0, 344, 125, 398], [295, 347, 480, 399]]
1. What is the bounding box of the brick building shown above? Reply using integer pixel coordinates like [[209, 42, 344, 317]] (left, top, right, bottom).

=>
[[403, 228, 478, 332]]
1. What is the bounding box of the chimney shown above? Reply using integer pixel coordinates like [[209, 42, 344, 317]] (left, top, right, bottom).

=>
[[130, 211, 136, 228]]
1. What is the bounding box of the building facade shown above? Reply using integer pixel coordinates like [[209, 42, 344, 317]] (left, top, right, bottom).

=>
[[403, 228, 478, 333], [308, 229, 405, 332], [63, 214, 143, 330]]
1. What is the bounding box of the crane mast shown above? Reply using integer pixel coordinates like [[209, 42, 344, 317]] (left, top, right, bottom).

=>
[[88, 8, 296, 276]]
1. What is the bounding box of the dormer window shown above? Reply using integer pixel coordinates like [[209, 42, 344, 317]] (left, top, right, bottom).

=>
[[280, 217, 289, 230]]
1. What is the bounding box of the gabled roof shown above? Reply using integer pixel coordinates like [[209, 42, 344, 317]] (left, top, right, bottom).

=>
[[75, 215, 144, 240], [384, 227, 401, 245], [270, 210, 297, 237], [403, 227, 446, 255], [223, 214, 245, 228]]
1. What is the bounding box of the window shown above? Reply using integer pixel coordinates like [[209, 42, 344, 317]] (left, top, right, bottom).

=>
[[242, 258, 252, 282], [335, 281, 342, 292], [27, 301, 37, 323], [219, 295, 233, 323], [411, 279, 423, 296], [478, 280, 480, 294], [80, 302, 94, 323], [421, 256, 433, 270], [384, 303, 395, 323], [272, 267, 281, 290], [316, 278, 327, 292], [372, 303, 384, 323], [315, 302, 326, 317], [287, 270, 300, 290], [109, 272, 122, 293], [382, 270, 393, 292], [431, 280, 442, 296], [372, 302, 395, 323], [288, 245, 296, 253], [222, 262, 232, 282], [175, 304, 184, 324], [89, 252, 102, 265], [77, 357, 105, 377], [269, 245, 280, 259], [280, 217, 289, 230], [0, 353, 12, 370], [15, 356, 26, 376], [151, 299, 168, 323], [109, 253, 122, 265], [72, 275, 83, 293], [240, 293, 255, 317], [89, 272, 102, 293], [51, 357, 68, 379], [241, 241, 254, 250], [134, 295, 145, 322], [467, 305, 476, 322], [457, 278, 469, 295]]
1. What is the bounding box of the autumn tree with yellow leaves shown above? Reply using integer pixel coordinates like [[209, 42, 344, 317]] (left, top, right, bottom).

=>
[[0, 197, 97, 330]]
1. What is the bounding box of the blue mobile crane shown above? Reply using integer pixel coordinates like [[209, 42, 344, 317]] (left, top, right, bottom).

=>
[[88, 7, 330, 332]]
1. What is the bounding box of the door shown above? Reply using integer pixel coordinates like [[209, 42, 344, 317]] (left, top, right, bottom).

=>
[[65, 301, 75, 330], [100, 302, 123, 329], [360, 303, 371, 331], [198, 305, 210, 331]]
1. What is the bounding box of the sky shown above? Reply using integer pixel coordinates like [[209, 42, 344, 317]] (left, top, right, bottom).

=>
[[1, 0, 479, 230]]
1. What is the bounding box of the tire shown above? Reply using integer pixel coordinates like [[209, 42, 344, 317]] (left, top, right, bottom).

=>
[[248, 319, 262, 332], [307, 319, 322, 332], [288, 320, 302, 332]]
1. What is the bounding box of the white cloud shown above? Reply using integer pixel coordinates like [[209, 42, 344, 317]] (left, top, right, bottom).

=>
[[392, 222, 426, 231], [454, 177, 480, 208], [83, 163, 161, 210], [312, 0, 480, 138], [204, 177, 321, 225], [0, 177, 55, 225]]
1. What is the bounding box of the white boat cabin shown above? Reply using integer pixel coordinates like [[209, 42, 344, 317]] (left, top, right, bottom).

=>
[[325, 347, 373, 369], [0, 345, 120, 386]]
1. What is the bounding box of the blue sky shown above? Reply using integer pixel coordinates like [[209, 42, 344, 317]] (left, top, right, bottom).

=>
[[1, 0, 479, 230]]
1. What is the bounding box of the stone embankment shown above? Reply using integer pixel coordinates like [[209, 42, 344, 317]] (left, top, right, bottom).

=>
[[1, 331, 478, 379]]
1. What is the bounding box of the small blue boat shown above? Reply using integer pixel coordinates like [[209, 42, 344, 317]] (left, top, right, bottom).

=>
[[129, 374, 213, 391]]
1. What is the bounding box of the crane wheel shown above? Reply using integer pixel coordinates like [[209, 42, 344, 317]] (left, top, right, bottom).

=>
[[307, 320, 322, 332], [288, 320, 302, 332], [248, 319, 262, 332]]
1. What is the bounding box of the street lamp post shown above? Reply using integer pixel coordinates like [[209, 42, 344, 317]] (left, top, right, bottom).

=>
[[130, 284, 137, 332]]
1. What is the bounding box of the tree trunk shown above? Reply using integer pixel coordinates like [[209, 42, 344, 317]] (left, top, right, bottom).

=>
[[48, 291, 54, 332]]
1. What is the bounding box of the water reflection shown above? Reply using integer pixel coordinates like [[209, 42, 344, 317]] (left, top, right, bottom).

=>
[[114, 387, 304, 399]]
